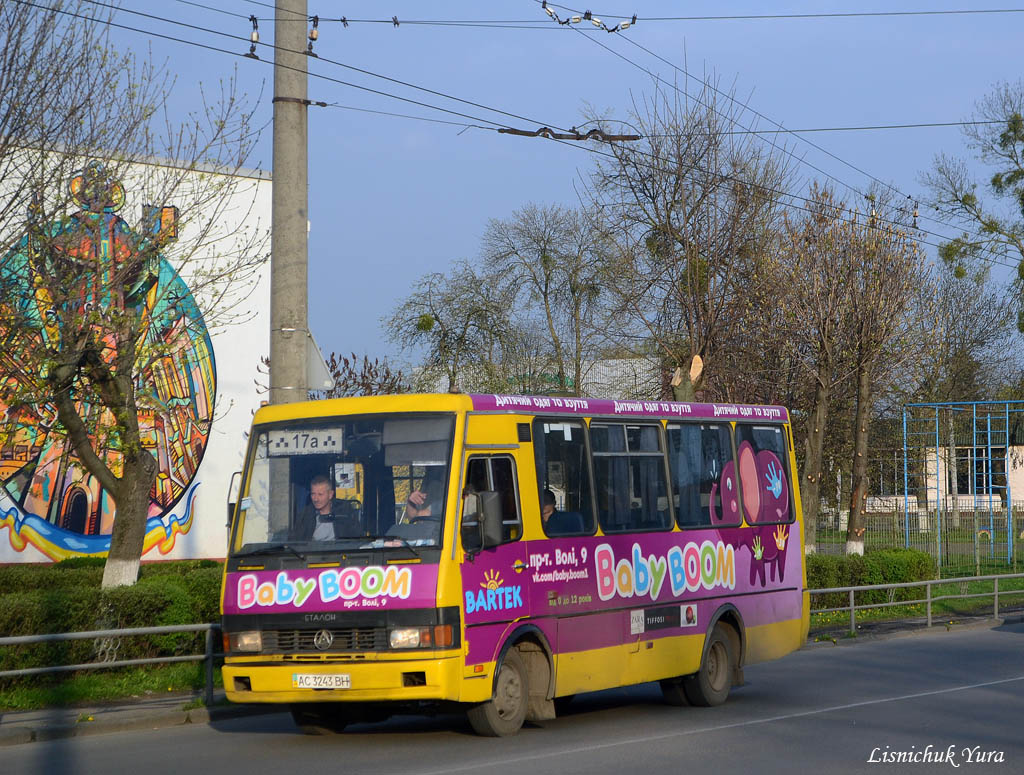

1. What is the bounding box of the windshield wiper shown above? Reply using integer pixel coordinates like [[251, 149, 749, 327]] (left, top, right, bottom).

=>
[[363, 536, 423, 560], [236, 544, 307, 562]]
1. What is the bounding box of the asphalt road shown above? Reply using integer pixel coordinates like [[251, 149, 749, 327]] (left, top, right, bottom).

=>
[[9, 623, 1023, 775]]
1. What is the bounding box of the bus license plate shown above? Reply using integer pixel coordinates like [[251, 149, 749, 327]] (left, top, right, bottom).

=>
[[292, 673, 351, 689]]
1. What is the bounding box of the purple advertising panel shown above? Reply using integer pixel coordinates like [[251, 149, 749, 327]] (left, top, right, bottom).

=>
[[470, 394, 789, 423], [223, 564, 439, 615], [461, 522, 802, 665]]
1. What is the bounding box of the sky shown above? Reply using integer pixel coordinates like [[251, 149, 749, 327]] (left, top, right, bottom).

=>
[[103, 0, 1023, 367]]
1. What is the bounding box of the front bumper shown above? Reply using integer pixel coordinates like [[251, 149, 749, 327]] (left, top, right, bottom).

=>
[[223, 652, 464, 704]]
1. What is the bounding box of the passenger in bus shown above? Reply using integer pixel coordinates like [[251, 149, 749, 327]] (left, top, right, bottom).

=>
[[542, 488, 584, 536], [296, 474, 362, 540]]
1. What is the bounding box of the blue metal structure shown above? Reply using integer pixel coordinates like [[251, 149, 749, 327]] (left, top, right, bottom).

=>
[[902, 400, 1022, 571]]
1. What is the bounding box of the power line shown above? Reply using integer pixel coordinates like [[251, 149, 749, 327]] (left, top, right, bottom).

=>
[[18, 0, 1016, 271], [169, 5, 1009, 137], [175, 0, 551, 25], [654, 120, 1005, 136], [557, 133, 1019, 271], [539, 2, 1024, 22], [172, 0, 248, 20], [570, 27, 859, 206], [561, 20, 940, 242], [216, 1, 1024, 25], [610, 27, 965, 235], [323, 102, 492, 132], [73, 0, 576, 134], [14, 0, 521, 131]]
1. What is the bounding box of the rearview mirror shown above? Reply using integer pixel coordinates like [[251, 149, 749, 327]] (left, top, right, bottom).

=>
[[479, 491, 503, 549]]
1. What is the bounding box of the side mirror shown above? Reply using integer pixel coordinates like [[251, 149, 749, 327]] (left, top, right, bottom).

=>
[[479, 491, 503, 549]]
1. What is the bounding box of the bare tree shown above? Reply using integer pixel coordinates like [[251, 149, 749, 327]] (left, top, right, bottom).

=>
[[322, 352, 409, 398], [386, 261, 513, 392], [481, 203, 607, 395], [844, 197, 928, 555], [0, 5, 267, 587], [774, 185, 859, 553], [586, 78, 791, 401]]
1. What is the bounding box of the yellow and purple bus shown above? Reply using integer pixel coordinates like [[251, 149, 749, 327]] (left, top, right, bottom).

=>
[[221, 393, 808, 736]]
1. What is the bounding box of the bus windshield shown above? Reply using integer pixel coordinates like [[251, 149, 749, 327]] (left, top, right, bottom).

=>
[[232, 414, 454, 555]]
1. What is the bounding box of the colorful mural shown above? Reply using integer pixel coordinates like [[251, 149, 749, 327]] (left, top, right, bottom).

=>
[[0, 163, 216, 560]]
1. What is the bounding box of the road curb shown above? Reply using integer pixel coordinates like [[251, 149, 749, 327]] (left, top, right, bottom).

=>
[[0, 702, 280, 748], [806, 613, 1020, 649], [0, 726, 34, 746]]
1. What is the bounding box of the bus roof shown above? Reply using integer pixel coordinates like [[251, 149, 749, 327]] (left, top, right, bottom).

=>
[[251, 392, 789, 425]]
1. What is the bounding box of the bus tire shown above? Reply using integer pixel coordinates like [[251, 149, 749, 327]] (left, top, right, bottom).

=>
[[683, 624, 733, 707], [290, 703, 350, 735], [467, 647, 529, 736]]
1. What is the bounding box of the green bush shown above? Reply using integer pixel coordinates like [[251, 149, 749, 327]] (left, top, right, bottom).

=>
[[0, 560, 223, 689], [807, 548, 935, 608]]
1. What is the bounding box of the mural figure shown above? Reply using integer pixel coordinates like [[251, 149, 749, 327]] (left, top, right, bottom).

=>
[[0, 163, 215, 560]]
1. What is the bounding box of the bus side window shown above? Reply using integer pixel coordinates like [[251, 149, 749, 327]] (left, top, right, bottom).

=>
[[592, 423, 671, 533], [462, 455, 523, 544], [668, 423, 735, 528], [734, 424, 793, 524], [532, 419, 596, 537]]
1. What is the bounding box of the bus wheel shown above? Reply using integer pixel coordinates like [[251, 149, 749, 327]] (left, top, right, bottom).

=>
[[290, 703, 349, 735], [467, 647, 528, 736], [683, 624, 733, 707]]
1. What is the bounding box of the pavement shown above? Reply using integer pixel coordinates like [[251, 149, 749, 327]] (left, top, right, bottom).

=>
[[0, 689, 278, 747], [3, 611, 1022, 748]]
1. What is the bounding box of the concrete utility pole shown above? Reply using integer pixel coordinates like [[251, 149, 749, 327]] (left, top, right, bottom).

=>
[[269, 0, 309, 404]]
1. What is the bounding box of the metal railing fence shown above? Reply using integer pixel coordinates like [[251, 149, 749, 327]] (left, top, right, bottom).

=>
[[2, 574, 1023, 703], [815, 503, 1024, 574], [810, 572, 1024, 636], [0, 623, 221, 706]]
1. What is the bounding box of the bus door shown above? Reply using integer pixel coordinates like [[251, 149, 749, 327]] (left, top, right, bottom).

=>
[[459, 454, 530, 632]]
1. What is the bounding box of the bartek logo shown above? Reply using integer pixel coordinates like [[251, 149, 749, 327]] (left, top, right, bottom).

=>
[[465, 569, 523, 614]]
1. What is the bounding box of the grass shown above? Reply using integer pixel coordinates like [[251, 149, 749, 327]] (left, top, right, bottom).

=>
[[0, 662, 222, 712], [810, 577, 1024, 633]]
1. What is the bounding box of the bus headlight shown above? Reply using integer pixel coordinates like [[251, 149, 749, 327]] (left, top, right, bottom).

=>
[[228, 631, 262, 652], [389, 625, 454, 649]]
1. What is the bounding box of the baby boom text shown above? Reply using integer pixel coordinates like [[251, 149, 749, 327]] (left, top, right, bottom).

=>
[[236, 566, 412, 609], [595, 541, 735, 601]]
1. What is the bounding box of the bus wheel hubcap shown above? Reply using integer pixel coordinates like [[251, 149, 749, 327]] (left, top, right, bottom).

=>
[[708, 640, 727, 691], [495, 665, 522, 719]]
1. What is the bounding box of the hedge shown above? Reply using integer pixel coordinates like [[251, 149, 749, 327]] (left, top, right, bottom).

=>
[[0, 561, 223, 688], [806, 548, 937, 609]]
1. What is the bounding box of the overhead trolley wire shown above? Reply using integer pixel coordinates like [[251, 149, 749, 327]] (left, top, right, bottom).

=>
[[560, 14, 961, 236], [616, 33, 968, 236], [18, 0, 1017, 271], [73, 0, 576, 134], [14, 0, 524, 132], [536, 0, 1010, 236], [550, 133, 1019, 271], [536, 2, 1024, 23]]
